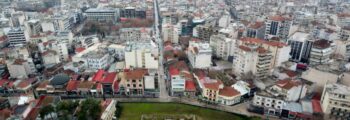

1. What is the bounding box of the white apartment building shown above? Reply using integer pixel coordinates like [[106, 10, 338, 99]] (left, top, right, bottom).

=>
[[210, 34, 235, 60], [268, 80, 307, 102], [233, 44, 272, 80], [82, 50, 109, 70], [52, 14, 74, 31], [239, 37, 290, 69], [7, 27, 30, 47], [287, 32, 313, 63], [38, 40, 69, 61], [309, 39, 333, 65], [253, 92, 285, 116], [171, 75, 186, 96], [265, 15, 291, 41], [24, 19, 42, 36], [124, 41, 158, 69], [186, 40, 212, 69], [321, 83, 350, 119], [162, 24, 179, 44], [85, 8, 119, 23]]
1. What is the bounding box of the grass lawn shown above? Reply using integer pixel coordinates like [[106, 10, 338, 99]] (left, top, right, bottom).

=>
[[118, 103, 258, 120]]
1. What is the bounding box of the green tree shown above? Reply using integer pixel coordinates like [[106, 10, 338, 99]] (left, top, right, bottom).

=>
[[40, 105, 55, 119], [77, 98, 101, 120]]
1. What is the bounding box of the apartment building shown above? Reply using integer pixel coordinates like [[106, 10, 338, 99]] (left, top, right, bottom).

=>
[[124, 41, 158, 69], [265, 15, 291, 41], [321, 83, 350, 119], [82, 50, 110, 70], [119, 28, 152, 42], [339, 27, 350, 41], [253, 92, 286, 116], [120, 7, 146, 19], [309, 39, 333, 65], [162, 24, 179, 44], [7, 27, 30, 47], [268, 80, 307, 102], [287, 32, 313, 63], [85, 8, 119, 23], [195, 24, 218, 42], [233, 43, 272, 80], [337, 13, 350, 27], [210, 34, 235, 60], [38, 40, 69, 61], [186, 40, 212, 69], [123, 69, 148, 96], [6, 58, 36, 79], [171, 75, 185, 96], [246, 21, 265, 39]]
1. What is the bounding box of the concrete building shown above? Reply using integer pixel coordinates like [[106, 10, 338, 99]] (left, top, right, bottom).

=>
[[287, 32, 313, 63], [52, 14, 74, 31], [120, 7, 146, 19], [218, 87, 241, 105], [85, 8, 119, 23], [42, 50, 61, 66], [124, 41, 158, 69], [333, 39, 350, 61], [122, 69, 148, 96], [6, 58, 36, 79], [195, 24, 217, 42], [119, 28, 152, 42], [337, 13, 350, 27], [171, 75, 185, 96], [210, 34, 235, 60], [268, 80, 307, 102], [24, 19, 42, 36], [82, 50, 109, 70], [7, 27, 29, 47], [38, 40, 69, 61], [339, 27, 350, 41], [162, 24, 179, 44], [253, 92, 286, 116], [265, 15, 291, 41], [321, 83, 350, 119], [233, 42, 272, 80], [309, 39, 333, 65], [239, 37, 291, 69], [186, 40, 212, 69], [246, 21, 265, 39]]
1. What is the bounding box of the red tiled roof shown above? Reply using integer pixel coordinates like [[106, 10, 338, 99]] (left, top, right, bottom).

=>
[[204, 80, 222, 90], [249, 21, 264, 29], [276, 80, 301, 90], [66, 80, 79, 91], [185, 80, 196, 91], [269, 15, 290, 21], [313, 39, 331, 49], [169, 67, 180, 76], [124, 69, 148, 80], [239, 45, 252, 52], [241, 37, 287, 48], [0, 79, 9, 86], [16, 79, 35, 89], [283, 69, 297, 77], [0, 108, 11, 119], [92, 69, 105, 82], [219, 86, 240, 97], [312, 99, 322, 113], [75, 47, 85, 53], [102, 72, 117, 84]]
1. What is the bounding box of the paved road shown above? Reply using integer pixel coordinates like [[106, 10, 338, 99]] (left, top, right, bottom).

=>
[[154, 0, 169, 99]]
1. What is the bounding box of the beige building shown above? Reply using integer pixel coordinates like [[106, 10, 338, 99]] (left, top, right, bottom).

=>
[[233, 41, 272, 80], [6, 58, 36, 78], [321, 83, 350, 119]]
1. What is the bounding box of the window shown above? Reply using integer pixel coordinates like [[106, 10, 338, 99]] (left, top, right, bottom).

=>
[[127, 84, 130, 87], [139, 84, 142, 87], [133, 84, 136, 87], [132, 80, 136, 82]]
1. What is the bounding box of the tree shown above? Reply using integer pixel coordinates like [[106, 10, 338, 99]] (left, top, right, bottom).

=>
[[40, 105, 55, 120], [77, 98, 101, 120]]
